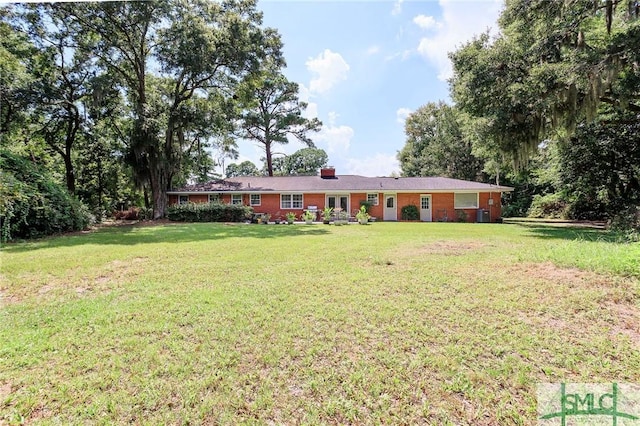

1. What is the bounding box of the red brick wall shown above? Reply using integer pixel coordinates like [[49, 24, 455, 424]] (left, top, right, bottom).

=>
[[432, 193, 454, 222], [304, 194, 326, 211], [189, 194, 209, 204], [479, 192, 502, 222]]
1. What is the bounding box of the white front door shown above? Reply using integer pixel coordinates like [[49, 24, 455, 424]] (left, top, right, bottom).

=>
[[383, 194, 397, 221], [420, 195, 432, 222]]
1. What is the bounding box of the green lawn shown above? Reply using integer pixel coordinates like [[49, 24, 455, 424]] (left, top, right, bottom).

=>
[[1, 222, 639, 425]]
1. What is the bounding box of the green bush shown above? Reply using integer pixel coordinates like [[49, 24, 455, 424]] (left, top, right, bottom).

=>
[[608, 206, 640, 242], [527, 193, 571, 219], [400, 204, 419, 221], [166, 202, 253, 222], [0, 151, 94, 242]]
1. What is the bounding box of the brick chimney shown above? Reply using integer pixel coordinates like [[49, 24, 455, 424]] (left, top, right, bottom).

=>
[[320, 167, 336, 179]]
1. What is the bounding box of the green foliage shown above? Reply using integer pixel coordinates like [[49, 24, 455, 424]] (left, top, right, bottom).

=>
[[355, 205, 370, 224], [54, 0, 284, 218], [271, 147, 328, 176], [0, 151, 93, 241], [400, 204, 419, 221], [322, 206, 333, 221], [456, 210, 468, 222], [450, 0, 640, 168], [226, 160, 260, 178], [608, 207, 640, 242], [286, 211, 296, 223], [558, 120, 640, 220], [358, 200, 372, 213], [301, 209, 316, 222], [527, 193, 571, 219], [236, 61, 322, 176], [166, 202, 252, 223], [398, 102, 485, 181]]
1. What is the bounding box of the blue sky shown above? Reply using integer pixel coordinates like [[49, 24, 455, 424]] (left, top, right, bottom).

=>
[[232, 0, 504, 176]]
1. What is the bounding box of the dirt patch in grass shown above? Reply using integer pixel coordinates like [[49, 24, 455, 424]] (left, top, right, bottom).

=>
[[415, 241, 488, 256], [0, 288, 20, 306], [607, 302, 640, 347], [508, 262, 599, 284], [0, 382, 11, 400], [38, 283, 56, 293], [510, 262, 640, 347], [80, 256, 150, 293]]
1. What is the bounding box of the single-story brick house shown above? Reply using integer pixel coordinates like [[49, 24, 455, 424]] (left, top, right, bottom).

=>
[[167, 168, 513, 222]]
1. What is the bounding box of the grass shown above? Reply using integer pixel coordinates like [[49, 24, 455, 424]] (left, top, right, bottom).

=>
[[1, 222, 639, 424]]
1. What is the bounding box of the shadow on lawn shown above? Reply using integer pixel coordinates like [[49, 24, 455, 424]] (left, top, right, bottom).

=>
[[512, 223, 624, 243], [3, 222, 331, 253]]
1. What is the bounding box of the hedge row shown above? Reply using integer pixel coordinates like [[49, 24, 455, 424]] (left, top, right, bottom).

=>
[[1, 151, 94, 242], [166, 202, 253, 222]]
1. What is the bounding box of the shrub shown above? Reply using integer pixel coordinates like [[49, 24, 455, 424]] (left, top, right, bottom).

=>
[[527, 193, 571, 219], [166, 202, 253, 222], [608, 206, 640, 242], [0, 151, 93, 242], [400, 204, 419, 221]]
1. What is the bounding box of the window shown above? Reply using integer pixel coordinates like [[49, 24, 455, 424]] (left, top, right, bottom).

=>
[[421, 196, 430, 210], [327, 195, 348, 211], [367, 193, 379, 206], [178, 195, 189, 205], [231, 194, 243, 205], [386, 196, 394, 208], [250, 194, 261, 206], [454, 193, 479, 209], [281, 194, 303, 209], [208, 194, 221, 203]]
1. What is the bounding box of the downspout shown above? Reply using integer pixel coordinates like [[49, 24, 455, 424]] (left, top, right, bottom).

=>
[[489, 191, 493, 222]]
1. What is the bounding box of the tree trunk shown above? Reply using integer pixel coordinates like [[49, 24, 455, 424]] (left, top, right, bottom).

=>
[[64, 155, 75, 194], [149, 163, 168, 219], [265, 140, 273, 176]]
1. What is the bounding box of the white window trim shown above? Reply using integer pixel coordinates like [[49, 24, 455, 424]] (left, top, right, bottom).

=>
[[250, 194, 261, 206], [367, 193, 379, 206], [208, 194, 221, 203], [178, 195, 189, 205], [454, 192, 479, 209], [231, 194, 243, 205], [281, 193, 304, 209]]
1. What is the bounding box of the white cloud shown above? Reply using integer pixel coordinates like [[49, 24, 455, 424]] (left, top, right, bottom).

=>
[[346, 153, 400, 177], [391, 0, 404, 16], [384, 49, 413, 62], [314, 112, 353, 153], [319, 125, 354, 153], [304, 102, 319, 120], [366, 45, 380, 56], [306, 49, 350, 94], [297, 83, 318, 120], [396, 107, 412, 125], [413, 15, 440, 30], [416, 0, 502, 81]]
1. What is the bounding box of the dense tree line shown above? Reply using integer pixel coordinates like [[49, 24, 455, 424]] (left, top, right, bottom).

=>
[[398, 0, 639, 232], [1, 1, 320, 239]]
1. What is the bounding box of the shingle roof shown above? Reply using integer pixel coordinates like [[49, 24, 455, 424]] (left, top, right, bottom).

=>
[[168, 175, 513, 193]]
